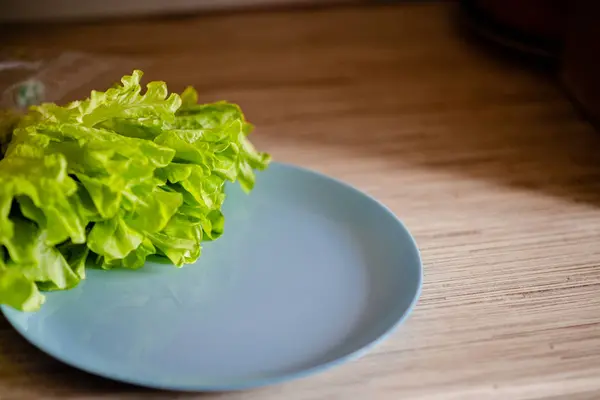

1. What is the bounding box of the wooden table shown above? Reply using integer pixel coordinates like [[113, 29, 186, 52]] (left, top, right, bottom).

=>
[[2, 3, 600, 399]]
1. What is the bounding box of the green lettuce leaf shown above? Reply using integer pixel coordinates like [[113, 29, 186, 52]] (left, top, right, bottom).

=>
[[0, 154, 82, 247], [4, 216, 81, 292], [0, 70, 270, 312], [147, 213, 203, 267], [0, 267, 45, 312]]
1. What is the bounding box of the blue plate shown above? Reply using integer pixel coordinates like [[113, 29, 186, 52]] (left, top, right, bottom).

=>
[[1, 162, 422, 392]]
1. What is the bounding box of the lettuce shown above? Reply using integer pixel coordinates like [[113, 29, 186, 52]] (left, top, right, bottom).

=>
[[0, 70, 270, 311]]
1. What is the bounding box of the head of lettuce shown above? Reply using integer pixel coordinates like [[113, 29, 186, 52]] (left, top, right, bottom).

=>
[[0, 70, 270, 312]]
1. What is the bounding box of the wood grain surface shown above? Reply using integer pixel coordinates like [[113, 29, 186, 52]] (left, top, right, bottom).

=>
[[2, 3, 600, 399]]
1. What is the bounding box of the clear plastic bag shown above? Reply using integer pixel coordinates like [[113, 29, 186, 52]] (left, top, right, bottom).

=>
[[0, 50, 150, 110]]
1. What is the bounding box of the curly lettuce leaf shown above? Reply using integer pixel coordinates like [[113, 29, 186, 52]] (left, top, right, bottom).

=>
[[4, 217, 82, 292], [0, 267, 45, 312], [19, 70, 181, 128], [147, 213, 203, 267], [0, 70, 270, 312], [0, 154, 83, 247]]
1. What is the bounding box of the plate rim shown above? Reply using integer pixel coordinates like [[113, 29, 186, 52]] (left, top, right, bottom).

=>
[[1, 161, 423, 392]]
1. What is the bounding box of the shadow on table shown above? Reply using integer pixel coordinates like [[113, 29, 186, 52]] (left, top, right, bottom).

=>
[[233, 7, 600, 209]]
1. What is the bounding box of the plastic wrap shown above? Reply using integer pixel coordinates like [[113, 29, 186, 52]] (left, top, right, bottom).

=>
[[0, 51, 149, 110]]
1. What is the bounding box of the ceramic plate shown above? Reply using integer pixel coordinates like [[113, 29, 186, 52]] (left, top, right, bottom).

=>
[[2, 162, 422, 391]]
